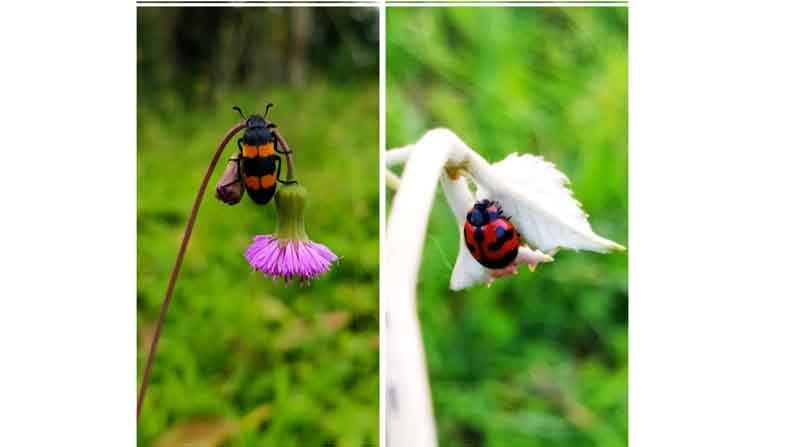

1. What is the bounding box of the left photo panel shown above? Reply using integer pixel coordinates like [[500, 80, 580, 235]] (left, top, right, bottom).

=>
[[137, 7, 379, 446]]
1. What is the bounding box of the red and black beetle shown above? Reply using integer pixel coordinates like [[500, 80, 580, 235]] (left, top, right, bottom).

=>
[[228, 103, 296, 205], [463, 199, 520, 269]]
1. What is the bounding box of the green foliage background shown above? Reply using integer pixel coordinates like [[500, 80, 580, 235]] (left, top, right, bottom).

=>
[[387, 7, 628, 447], [138, 8, 378, 446]]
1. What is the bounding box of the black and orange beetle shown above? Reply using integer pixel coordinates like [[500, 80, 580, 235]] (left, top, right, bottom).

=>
[[463, 199, 520, 269], [230, 103, 295, 205]]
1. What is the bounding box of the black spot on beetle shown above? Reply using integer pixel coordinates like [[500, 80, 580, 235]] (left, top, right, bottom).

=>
[[489, 224, 515, 251]]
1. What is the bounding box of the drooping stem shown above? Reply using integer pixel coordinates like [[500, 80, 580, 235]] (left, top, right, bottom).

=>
[[385, 128, 560, 446], [385, 129, 464, 447], [137, 121, 246, 421]]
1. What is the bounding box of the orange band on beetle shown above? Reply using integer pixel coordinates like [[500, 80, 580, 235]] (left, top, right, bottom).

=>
[[260, 174, 276, 189], [245, 176, 261, 190], [258, 142, 275, 157], [242, 145, 258, 158]]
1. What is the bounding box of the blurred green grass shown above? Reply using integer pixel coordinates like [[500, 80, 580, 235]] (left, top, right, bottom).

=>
[[388, 7, 627, 447], [137, 82, 378, 446]]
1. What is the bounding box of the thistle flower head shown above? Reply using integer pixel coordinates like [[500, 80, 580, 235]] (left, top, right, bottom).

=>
[[245, 183, 338, 285]]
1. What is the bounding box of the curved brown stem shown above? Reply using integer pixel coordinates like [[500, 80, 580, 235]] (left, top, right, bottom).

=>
[[137, 121, 247, 421]]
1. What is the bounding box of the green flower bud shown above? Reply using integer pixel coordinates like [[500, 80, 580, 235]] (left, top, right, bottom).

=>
[[274, 183, 309, 242]]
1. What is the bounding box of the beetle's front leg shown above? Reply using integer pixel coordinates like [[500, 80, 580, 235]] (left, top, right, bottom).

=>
[[276, 156, 297, 185]]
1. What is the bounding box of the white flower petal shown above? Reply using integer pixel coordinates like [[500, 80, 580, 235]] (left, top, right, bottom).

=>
[[450, 241, 554, 291], [516, 246, 555, 266], [450, 234, 491, 291], [476, 153, 624, 253]]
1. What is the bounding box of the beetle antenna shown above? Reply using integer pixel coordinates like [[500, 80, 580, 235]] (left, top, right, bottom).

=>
[[232, 106, 246, 120], [264, 103, 274, 119]]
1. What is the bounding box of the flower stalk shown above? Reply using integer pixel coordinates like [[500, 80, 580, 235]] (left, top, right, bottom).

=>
[[384, 130, 461, 447], [137, 121, 246, 421]]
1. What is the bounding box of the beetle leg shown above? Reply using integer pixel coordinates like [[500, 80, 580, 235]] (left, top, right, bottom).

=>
[[235, 138, 247, 186], [276, 156, 297, 185], [274, 136, 291, 155]]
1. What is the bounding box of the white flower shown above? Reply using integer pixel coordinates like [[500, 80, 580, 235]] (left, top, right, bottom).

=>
[[385, 129, 626, 446], [443, 152, 624, 291]]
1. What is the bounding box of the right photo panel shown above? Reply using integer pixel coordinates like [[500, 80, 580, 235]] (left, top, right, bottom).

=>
[[385, 6, 628, 447]]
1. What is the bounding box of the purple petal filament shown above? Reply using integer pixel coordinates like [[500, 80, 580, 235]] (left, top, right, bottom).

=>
[[245, 235, 338, 285]]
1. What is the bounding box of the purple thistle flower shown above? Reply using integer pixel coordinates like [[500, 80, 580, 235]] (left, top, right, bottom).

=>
[[244, 182, 338, 285], [245, 235, 338, 285]]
